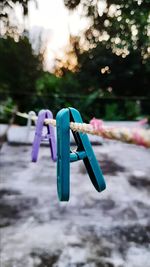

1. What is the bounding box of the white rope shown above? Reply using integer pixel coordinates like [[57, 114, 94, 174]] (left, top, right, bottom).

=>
[[1, 106, 150, 147]]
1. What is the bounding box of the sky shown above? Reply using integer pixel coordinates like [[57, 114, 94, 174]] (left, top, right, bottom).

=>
[[15, 0, 89, 70]]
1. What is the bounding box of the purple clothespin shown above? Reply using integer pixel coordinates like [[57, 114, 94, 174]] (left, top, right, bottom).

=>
[[32, 109, 57, 162]]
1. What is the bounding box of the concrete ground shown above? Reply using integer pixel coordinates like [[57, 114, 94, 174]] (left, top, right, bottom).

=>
[[0, 141, 150, 267]]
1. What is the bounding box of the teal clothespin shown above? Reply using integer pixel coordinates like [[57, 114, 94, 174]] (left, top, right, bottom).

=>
[[56, 107, 106, 201]]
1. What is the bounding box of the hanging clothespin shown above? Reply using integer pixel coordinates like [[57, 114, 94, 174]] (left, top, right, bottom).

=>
[[26, 111, 36, 143], [32, 109, 57, 162], [56, 107, 106, 201]]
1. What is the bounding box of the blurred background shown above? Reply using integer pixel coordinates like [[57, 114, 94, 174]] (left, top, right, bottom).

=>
[[0, 0, 150, 122], [0, 1, 150, 267]]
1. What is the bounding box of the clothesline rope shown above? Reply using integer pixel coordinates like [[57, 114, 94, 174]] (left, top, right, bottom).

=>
[[1, 105, 150, 148]]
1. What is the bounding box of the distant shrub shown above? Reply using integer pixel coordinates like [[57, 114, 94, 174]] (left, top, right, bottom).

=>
[[125, 101, 141, 120], [104, 103, 124, 121]]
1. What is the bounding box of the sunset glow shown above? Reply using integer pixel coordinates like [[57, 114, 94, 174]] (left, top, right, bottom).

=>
[[16, 0, 90, 70]]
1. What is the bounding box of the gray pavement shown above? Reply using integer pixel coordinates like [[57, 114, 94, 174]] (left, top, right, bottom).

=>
[[0, 142, 150, 267]]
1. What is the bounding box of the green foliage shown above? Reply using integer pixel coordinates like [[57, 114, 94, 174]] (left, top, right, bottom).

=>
[[75, 44, 150, 97], [0, 0, 149, 122], [104, 103, 124, 121], [35, 73, 62, 113], [63, 0, 150, 99], [78, 91, 101, 120], [36, 71, 81, 97], [0, 97, 15, 123], [36, 73, 61, 96], [104, 101, 142, 121], [0, 35, 43, 110], [82, 91, 101, 107], [125, 101, 141, 120], [59, 72, 80, 94], [33, 72, 82, 115], [64, 0, 150, 55]]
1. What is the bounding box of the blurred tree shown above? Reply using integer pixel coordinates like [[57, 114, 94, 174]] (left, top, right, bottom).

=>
[[36, 71, 81, 97], [35, 71, 82, 114], [0, 35, 43, 110], [0, 0, 35, 16], [0, 0, 37, 36], [76, 44, 150, 96], [36, 72, 61, 96], [63, 0, 150, 97], [55, 36, 79, 76], [64, 0, 150, 55]]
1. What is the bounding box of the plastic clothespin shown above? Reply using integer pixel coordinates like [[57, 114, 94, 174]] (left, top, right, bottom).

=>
[[26, 111, 36, 142], [32, 109, 57, 162], [56, 107, 106, 201]]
